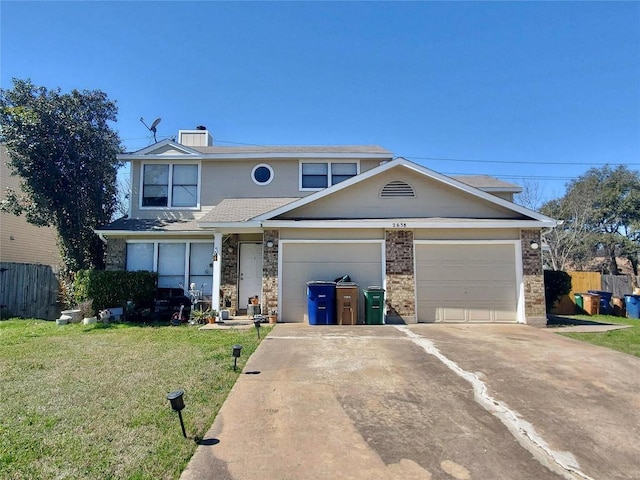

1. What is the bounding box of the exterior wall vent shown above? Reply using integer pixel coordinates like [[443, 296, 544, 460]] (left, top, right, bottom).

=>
[[380, 181, 415, 198]]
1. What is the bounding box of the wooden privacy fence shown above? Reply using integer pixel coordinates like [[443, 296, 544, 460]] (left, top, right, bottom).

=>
[[552, 271, 640, 315], [0, 262, 60, 320]]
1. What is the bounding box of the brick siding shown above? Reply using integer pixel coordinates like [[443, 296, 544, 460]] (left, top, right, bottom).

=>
[[105, 238, 126, 271], [385, 230, 416, 323], [521, 229, 546, 323], [221, 234, 239, 313], [262, 229, 279, 316]]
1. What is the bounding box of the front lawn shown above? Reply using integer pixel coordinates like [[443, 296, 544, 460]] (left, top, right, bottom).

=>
[[0, 319, 268, 480], [554, 315, 640, 358]]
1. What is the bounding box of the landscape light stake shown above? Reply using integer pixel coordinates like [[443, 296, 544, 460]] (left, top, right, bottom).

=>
[[232, 344, 243, 371], [166, 390, 187, 438], [254, 319, 261, 339]]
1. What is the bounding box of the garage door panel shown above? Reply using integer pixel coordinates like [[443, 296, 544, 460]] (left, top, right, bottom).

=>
[[416, 243, 518, 323], [281, 243, 383, 323]]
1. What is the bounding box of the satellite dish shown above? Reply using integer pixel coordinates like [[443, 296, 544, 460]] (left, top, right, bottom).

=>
[[140, 116, 162, 143], [150, 117, 161, 132]]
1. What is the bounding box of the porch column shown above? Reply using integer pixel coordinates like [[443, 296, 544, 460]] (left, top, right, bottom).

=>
[[212, 233, 223, 311]]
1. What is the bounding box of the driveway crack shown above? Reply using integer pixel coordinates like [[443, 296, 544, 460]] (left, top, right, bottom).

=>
[[395, 326, 595, 480]]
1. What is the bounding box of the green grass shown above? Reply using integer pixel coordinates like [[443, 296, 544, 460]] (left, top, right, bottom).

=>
[[0, 318, 270, 480], [555, 315, 640, 358]]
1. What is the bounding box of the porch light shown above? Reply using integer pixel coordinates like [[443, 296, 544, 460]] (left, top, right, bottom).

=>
[[266, 241, 274, 248], [166, 390, 187, 438], [232, 344, 243, 371], [530, 241, 539, 250], [213, 248, 219, 262]]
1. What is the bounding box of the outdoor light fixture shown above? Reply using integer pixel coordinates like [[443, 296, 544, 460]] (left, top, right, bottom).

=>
[[266, 241, 274, 248], [232, 344, 243, 371], [530, 241, 540, 250], [166, 390, 187, 438], [212, 248, 219, 262]]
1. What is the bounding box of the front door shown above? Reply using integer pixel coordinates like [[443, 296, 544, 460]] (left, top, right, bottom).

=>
[[239, 243, 263, 309]]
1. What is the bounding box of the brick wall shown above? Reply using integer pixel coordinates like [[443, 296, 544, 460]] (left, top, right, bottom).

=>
[[385, 230, 416, 323], [521, 229, 546, 324], [105, 238, 126, 271], [221, 234, 239, 313], [262, 229, 279, 316]]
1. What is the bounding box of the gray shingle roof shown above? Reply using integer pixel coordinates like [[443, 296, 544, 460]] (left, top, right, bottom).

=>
[[96, 218, 202, 232], [198, 198, 299, 223], [191, 145, 393, 155], [452, 175, 522, 192]]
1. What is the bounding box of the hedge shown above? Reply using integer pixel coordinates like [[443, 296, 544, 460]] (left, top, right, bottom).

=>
[[74, 270, 158, 313], [544, 270, 572, 313]]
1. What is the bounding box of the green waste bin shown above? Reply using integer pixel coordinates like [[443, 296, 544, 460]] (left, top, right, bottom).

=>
[[363, 286, 385, 325], [574, 293, 584, 314]]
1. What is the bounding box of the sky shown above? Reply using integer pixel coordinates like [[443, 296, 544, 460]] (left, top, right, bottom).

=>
[[2, 1, 639, 206]]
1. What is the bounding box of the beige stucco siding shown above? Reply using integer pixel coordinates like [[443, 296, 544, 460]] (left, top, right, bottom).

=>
[[278, 168, 520, 220], [279, 228, 384, 241], [414, 228, 521, 240], [130, 157, 386, 219]]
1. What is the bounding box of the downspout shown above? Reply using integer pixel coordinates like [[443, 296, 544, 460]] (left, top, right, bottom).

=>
[[97, 232, 108, 244]]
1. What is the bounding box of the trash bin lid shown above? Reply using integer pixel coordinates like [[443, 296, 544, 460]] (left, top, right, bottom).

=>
[[306, 281, 337, 286], [365, 286, 385, 291], [336, 282, 358, 288]]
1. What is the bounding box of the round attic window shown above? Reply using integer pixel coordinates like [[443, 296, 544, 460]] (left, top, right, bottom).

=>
[[252, 164, 274, 185]]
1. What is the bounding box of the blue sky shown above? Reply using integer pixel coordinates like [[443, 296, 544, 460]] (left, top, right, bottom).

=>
[[2, 1, 639, 205]]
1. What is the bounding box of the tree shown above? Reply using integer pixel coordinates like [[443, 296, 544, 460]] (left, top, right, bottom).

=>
[[514, 178, 546, 211], [541, 165, 640, 274], [114, 172, 131, 220], [0, 78, 123, 272], [540, 198, 590, 271]]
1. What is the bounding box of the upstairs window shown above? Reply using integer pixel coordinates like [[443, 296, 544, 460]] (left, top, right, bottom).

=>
[[142, 163, 199, 208], [301, 163, 328, 189], [331, 163, 358, 184], [300, 161, 358, 190]]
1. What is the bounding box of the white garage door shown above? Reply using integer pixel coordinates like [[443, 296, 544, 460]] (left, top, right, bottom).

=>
[[280, 241, 384, 323], [415, 242, 519, 323]]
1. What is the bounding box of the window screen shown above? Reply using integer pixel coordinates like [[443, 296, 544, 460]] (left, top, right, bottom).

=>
[[302, 163, 328, 188], [331, 163, 357, 185], [142, 165, 169, 206]]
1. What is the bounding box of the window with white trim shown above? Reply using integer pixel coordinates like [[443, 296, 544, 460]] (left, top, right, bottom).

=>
[[251, 163, 274, 185], [142, 163, 199, 208], [300, 161, 358, 190], [125, 241, 214, 296]]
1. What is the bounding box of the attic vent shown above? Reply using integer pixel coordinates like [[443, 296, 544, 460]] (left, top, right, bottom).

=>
[[380, 181, 415, 198]]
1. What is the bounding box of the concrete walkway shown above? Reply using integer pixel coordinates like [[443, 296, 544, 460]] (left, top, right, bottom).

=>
[[181, 323, 640, 480], [549, 323, 632, 333]]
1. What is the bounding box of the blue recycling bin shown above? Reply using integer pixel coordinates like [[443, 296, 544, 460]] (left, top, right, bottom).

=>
[[588, 290, 613, 315], [625, 294, 640, 319], [307, 281, 337, 325]]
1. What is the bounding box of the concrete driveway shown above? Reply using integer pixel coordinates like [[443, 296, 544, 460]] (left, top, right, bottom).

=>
[[181, 324, 640, 480]]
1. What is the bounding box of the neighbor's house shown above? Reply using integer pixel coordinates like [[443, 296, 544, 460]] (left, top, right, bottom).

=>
[[95, 128, 556, 325], [0, 144, 60, 267]]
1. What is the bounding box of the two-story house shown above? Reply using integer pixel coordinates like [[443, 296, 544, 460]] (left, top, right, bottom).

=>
[[95, 128, 555, 325]]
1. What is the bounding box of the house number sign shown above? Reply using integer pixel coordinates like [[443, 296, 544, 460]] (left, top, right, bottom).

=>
[[392, 222, 408, 228]]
